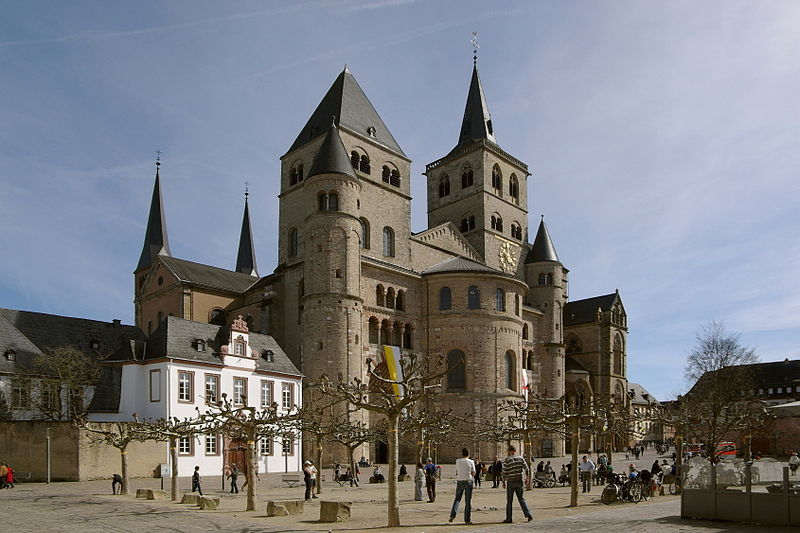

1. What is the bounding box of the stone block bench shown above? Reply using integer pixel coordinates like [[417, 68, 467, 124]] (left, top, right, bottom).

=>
[[135, 489, 149, 499], [146, 489, 169, 501], [320, 501, 351, 522], [266, 500, 304, 516], [199, 496, 221, 510], [180, 493, 202, 505]]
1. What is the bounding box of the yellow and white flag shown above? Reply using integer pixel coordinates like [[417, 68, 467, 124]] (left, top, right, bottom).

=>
[[381, 345, 405, 399]]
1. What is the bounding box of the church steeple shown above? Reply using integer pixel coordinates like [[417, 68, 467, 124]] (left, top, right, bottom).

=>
[[457, 63, 496, 148], [526, 217, 560, 264], [235, 188, 258, 277], [136, 158, 171, 272]]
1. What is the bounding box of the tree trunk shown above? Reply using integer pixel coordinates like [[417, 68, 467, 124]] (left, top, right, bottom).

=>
[[569, 417, 579, 507], [417, 427, 424, 465], [315, 436, 323, 495], [387, 413, 400, 527], [169, 435, 179, 501], [245, 432, 257, 511], [120, 443, 129, 496], [524, 432, 533, 490], [348, 446, 356, 486]]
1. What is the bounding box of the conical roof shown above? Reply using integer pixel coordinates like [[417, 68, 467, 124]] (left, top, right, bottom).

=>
[[308, 121, 356, 179], [525, 218, 560, 264], [457, 64, 497, 148], [235, 195, 258, 277], [136, 165, 171, 271], [287, 67, 405, 157]]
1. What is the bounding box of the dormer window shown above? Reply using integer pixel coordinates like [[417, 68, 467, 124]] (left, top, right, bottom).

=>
[[4, 350, 15, 361], [196, 339, 206, 352], [234, 336, 246, 356], [263, 350, 274, 363], [91, 340, 100, 350]]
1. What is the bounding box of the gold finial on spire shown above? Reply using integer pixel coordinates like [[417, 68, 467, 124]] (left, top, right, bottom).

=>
[[471, 31, 479, 66]]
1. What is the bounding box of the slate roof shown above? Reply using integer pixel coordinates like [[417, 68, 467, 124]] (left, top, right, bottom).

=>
[[525, 218, 560, 264], [457, 64, 497, 149], [136, 166, 171, 272], [107, 316, 302, 378], [565, 357, 590, 374], [287, 67, 405, 157], [235, 196, 258, 277], [0, 308, 145, 376], [629, 382, 659, 405], [308, 122, 356, 179], [422, 256, 501, 275], [689, 359, 800, 395], [564, 293, 619, 326], [161, 256, 259, 293]]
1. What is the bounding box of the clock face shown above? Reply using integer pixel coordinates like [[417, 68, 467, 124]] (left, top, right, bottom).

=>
[[499, 241, 516, 273]]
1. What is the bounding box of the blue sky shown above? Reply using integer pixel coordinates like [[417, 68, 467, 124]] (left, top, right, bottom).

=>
[[1, 0, 798, 400]]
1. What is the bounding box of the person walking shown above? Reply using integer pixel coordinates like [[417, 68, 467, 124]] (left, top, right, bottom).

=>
[[492, 456, 503, 488], [502, 445, 532, 523], [191, 466, 203, 496], [228, 464, 240, 494], [449, 448, 476, 524], [473, 457, 482, 488], [579, 455, 595, 493], [414, 462, 425, 501], [424, 457, 437, 503], [790, 452, 800, 475]]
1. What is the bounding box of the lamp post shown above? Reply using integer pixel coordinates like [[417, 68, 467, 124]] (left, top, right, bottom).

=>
[[45, 427, 52, 484]]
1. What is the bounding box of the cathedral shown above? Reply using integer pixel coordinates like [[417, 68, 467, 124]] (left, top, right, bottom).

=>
[[133, 60, 630, 460]]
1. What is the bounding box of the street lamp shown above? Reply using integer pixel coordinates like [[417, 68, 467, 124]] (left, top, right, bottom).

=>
[[45, 427, 52, 484]]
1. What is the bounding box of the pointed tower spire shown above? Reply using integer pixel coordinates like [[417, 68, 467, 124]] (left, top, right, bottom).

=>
[[308, 118, 356, 179], [235, 185, 258, 277], [457, 59, 497, 148], [526, 216, 560, 263], [136, 155, 171, 271]]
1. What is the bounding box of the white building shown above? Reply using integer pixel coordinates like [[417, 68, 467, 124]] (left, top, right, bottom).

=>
[[89, 314, 303, 476]]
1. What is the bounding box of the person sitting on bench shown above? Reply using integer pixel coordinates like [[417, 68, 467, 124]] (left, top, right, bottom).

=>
[[373, 465, 385, 483]]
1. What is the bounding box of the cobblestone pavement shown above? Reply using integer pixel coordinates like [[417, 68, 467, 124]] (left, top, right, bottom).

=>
[[1, 449, 793, 532]]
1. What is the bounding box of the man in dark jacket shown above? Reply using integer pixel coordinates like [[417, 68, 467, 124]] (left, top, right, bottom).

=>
[[191, 466, 203, 496]]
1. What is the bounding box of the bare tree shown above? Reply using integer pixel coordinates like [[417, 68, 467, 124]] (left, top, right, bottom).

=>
[[329, 416, 384, 486], [0, 390, 11, 421], [294, 387, 343, 495], [134, 416, 197, 501], [400, 407, 460, 465], [320, 354, 450, 527], [679, 321, 765, 464], [32, 345, 101, 420], [77, 418, 151, 495], [194, 394, 296, 511]]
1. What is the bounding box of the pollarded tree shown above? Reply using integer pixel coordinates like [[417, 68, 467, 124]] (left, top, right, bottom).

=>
[[195, 393, 297, 511], [329, 415, 385, 486], [294, 387, 344, 494], [320, 354, 451, 527], [77, 417, 151, 496], [134, 416, 197, 501], [400, 407, 460, 465]]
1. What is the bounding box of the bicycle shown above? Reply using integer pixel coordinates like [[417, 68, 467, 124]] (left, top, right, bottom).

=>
[[669, 474, 682, 495]]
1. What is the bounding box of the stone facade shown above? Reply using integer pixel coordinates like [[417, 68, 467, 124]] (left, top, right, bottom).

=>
[[130, 64, 630, 460]]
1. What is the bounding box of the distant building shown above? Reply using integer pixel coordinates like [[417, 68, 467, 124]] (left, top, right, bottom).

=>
[[628, 383, 661, 442]]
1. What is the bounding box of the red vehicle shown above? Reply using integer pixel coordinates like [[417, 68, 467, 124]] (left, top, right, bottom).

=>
[[715, 441, 737, 459]]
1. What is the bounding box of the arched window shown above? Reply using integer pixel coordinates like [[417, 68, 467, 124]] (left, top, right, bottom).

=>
[[318, 193, 327, 211], [396, 290, 405, 311], [491, 216, 496, 229], [368, 318, 379, 344], [505, 351, 516, 390], [522, 323, 529, 340], [538, 273, 546, 285], [461, 165, 474, 188], [509, 173, 519, 203], [469, 215, 475, 229], [468, 286, 480, 309], [359, 155, 370, 174], [527, 352, 535, 372], [511, 223, 522, 240], [376, 285, 385, 307], [545, 273, 553, 285], [382, 227, 395, 257], [613, 334, 623, 375], [328, 192, 338, 211], [491, 164, 502, 191], [446, 349, 466, 391], [359, 218, 370, 249], [382, 165, 391, 183], [288, 228, 298, 257], [350, 151, 359, 169], [515, 294, 521, 315], [297, 164, 304, 182], [460, 218, 468, 232], [209, 308, 225, 325], [390, 169, 400, 187], [290, 167, 298, 186], [439, 174, 450, 198], [495, 288, 505, 311], [439, 287, 452, 310], [566, 334, 582, 354], [495, 216, 503, 232], [402, 326, 412, 349], [386, 288, 396, 309]]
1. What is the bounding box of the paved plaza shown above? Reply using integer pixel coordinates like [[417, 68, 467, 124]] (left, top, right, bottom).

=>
[[1, 449, 795, 532]]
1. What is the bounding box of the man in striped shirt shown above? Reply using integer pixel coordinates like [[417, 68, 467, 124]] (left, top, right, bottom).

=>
[[502, 445, 532, 523]]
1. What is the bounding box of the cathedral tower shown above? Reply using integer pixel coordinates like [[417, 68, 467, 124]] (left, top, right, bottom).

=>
[[424, 61, 529, 272]]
